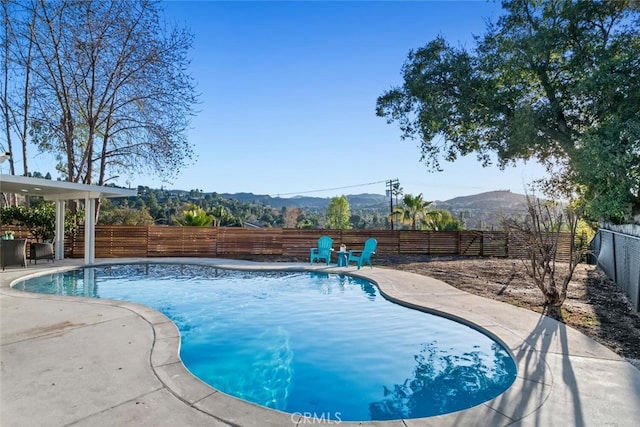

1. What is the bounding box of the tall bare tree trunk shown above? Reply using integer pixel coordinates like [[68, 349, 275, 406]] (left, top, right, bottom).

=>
[[2, 1, 36, 206], [2, 1, 15, 177], [20, 9, 36, 180]]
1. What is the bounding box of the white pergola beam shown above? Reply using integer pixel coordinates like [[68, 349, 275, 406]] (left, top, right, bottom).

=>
[[1, 174, 137, 264]]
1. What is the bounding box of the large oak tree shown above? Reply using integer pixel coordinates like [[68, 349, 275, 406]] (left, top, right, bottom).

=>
[[377, 0, 640, 223]]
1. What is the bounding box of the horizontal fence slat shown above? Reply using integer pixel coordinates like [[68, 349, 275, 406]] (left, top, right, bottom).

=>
[[147, 226, 215, 257]]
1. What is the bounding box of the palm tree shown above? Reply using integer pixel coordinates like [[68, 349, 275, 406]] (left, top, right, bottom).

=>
[[391, 193, 433, 230], [421, 209, 464, 231], [175, 204, 214, 226]]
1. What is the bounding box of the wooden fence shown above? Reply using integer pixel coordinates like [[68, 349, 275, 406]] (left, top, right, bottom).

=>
[[1, 225, 576, 261], [19, 226, 574, 261]]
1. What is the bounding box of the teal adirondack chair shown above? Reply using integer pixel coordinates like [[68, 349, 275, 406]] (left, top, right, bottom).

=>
[[347, 238, 377, 269], [310, 236, 333, 266]]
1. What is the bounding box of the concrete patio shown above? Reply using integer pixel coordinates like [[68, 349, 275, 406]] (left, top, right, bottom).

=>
[[1, 258, 639, 426]]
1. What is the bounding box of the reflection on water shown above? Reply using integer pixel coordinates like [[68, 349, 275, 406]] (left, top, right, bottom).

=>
[[370, 342, 515, 420], [360, 280, 377, 300]]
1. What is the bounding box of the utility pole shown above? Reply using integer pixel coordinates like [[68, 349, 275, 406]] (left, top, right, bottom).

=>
[[386, 179, 400, 230]]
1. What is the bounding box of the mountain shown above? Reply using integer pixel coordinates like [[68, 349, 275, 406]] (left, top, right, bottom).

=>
[[434, 190, 531, 229], [435, 190, 530, 211]]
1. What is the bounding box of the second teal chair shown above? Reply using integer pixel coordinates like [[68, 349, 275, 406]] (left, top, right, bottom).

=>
[[310, 236, 333, 266], [347, 238, 377, 269]]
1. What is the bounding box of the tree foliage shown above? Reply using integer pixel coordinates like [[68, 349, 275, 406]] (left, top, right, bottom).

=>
[[377, 0, 640, 222], [2, 0, 198, 186], [99, 205, 154, 226], [1, 202, 75, 240], [325, 195, 352, 229], [424, 209, 464, 231]]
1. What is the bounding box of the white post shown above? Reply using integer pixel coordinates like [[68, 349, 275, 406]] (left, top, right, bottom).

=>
[[84, 196, 96, 264], [55, 199, 65, 260]]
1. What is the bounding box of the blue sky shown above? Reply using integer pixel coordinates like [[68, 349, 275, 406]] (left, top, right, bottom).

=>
[[64, 1, 551, 201]]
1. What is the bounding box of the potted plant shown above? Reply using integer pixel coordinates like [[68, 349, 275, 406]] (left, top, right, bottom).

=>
[[1, 230, 15, 240]]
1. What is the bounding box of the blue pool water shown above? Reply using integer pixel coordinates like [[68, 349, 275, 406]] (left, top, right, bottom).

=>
[[15, 264, 516, 421]]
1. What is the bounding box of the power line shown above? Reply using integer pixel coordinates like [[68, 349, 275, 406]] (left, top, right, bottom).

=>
[[272, 180, 388, 197]]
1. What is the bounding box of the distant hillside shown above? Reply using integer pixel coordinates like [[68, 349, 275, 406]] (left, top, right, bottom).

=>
[[219, 190, 531, 229], [221, 190, 529, 210], [158, 188, 531, 230], [220, 192, 388, 210], [434, 190, 530, 229], [435, 190, 529, 210]]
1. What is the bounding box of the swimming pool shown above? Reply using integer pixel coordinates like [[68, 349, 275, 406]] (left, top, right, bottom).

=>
[[15, 263, 517, 421]]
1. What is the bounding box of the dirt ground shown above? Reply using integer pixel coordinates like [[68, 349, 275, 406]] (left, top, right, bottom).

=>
[[249, 254, 640, 366], [373, 255, 640, 366]]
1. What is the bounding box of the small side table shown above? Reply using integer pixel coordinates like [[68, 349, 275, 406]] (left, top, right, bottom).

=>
[[337, 251, 348, 267]]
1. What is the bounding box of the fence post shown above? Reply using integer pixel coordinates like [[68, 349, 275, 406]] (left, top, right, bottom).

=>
[[612, 231, 617, 282], [505, 231, 509, 258], [636, 267, 640, 312]]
